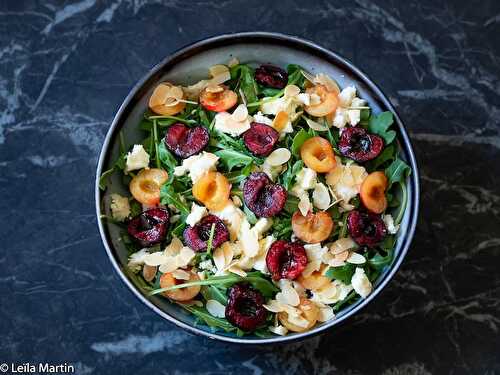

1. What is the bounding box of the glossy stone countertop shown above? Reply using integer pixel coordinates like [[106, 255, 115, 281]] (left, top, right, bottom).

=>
[[1, 1, 499, 374]]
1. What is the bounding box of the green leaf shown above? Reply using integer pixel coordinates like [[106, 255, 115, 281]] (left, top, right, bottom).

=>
[[231, 64, 258, 110], [385, 158, 411, 186], [157, 142, 177, 171], [287, 64, 306, 88], [200, 285, 227, 305], [325, 264, 356, 284], [181, 305, 235, 332], [273, 217, 292, 239], [129, 199, 142, 217], [215, 149, 254, 171], [365, 144, 396, 171], [368, 111, 396, 144], [281, 160, 303, 191], [283, 195, 299, 214], [99, 167, 115, 190], [291, 129, 313, 156], [243, 204, 258, 225], [150, 273, 278, 298], [368, 249, 394, 271], [160, 183, 189, 214]]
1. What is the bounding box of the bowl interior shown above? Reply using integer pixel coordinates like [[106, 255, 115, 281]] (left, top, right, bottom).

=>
[[97, 33, 418, 343]]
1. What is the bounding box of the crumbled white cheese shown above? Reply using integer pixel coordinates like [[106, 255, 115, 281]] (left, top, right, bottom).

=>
[[333, 107, 348, 129], [198, 259, 216, 272], [238, 219, 259, 258], [383, 214, 400, 234], [338, 86, 356, 107], [295, 167, 317, 190], [110, 194, 130, 222], [211, 202, 245, 241], [125, 144, 150, 172], [185, 203, 207, 226], [252, 111, 273, 126], [351, 98, 366, 108], [260, 97, 285, 115], [347, 109, 361, 126], [173, 151, 219, 183], [351, 267, 372, 298], [214, 105, 251, 136]]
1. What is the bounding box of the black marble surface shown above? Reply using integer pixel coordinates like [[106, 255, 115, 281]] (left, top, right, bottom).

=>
[[1, 0, 499, 374]]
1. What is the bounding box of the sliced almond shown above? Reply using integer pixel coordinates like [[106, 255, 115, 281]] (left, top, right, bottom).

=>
[[209, 64, 229, 77], [142, 265, 157, 282], [264, 300, 285, 313], [312, 182, 331, 210], [335, 250, 350, 262], [303, 116, 328, 131], [346, 252, 366, 265], [206, 299, 226, 318], [330, 237, 357, 254], [284, 84, 300, 97], [172, 269, 191, 280], [266, 148, 291, 166], [301, 70, 316, 83], [231, 104, 248, 122]]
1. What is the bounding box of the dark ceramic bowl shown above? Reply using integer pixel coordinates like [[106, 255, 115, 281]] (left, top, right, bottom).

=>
[[95, 32, 419, 344]]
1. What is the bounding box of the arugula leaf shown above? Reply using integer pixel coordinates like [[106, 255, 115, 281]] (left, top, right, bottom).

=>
[[243, 204, 258, 225], [273, 217, 292, 239], [200, 285, 227, 305], [365, 144, 396, 171], [385, 158, 411, 186], [150, 273, 278, 298], [160, 183, 190, 214], [99, 167, 115, 190], [181, 305, 235, 332], [368, 111, 396, 144], [368, 248, 394, 271], [325, 264, 355, 284], [287, 64, 306, 88], [291, 129, 313, 156], [231, 64, 258, 108], [281, 160, 303, 191], [157, 142, 177, 171], [283, 195, 299, 214], [129, 199, 142, 217], [215, 149, 254, 171]]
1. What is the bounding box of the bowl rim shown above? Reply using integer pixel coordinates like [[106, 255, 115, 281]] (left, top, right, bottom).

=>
[[95, 31, 420, 344]]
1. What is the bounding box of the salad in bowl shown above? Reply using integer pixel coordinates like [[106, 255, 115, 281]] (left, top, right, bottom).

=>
[[99, 58, 411, 337]]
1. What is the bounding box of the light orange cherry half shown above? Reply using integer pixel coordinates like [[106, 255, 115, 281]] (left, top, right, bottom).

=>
[[360, 171, 388, 214]]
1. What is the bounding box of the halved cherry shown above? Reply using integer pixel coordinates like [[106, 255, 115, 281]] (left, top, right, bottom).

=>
[[199, 85, 238, 112], [304, 84, 338, 117], [192, 171, 231, 210], [127, 208, 169, 247], [129, 168, 169, 206], [149, 82, 186, 116], [300, 136, 337, 173], [292, 210, 334, 243], [164, 123, 209, 158], [360, 171, 388, 214]]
